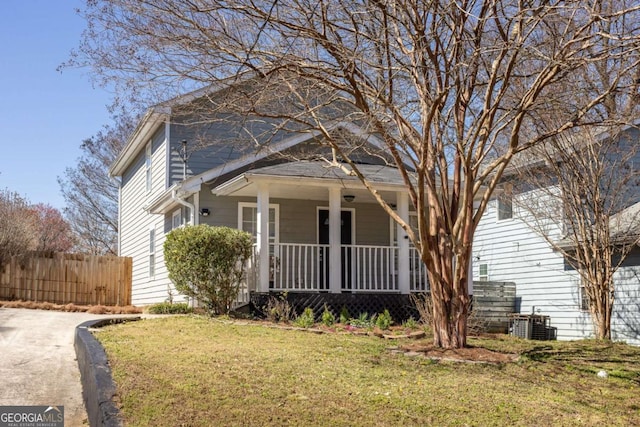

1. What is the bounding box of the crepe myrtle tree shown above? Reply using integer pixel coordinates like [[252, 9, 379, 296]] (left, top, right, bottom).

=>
[[70, 0, 640, 348], [164, 225, 253, 315]]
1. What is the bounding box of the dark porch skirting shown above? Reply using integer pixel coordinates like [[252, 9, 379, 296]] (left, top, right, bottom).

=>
[[250, 292, 420, 323]]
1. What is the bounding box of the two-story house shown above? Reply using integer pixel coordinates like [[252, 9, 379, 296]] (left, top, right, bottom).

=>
[[473, 125, 640, 344], [110, 78, 429, 318]]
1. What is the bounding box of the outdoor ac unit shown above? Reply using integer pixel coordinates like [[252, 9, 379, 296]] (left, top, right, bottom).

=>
[[510, 314, 552, 340]]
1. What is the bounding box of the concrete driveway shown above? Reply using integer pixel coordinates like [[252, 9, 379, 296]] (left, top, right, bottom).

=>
[[0, 308, 137, 426]]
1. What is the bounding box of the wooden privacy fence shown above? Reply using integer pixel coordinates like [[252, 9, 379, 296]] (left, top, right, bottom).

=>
[[0, 252, 132, 306], [472, 281, 517, 333]]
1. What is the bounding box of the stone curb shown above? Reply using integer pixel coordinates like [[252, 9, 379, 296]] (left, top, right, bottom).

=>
[[75, 317, 141, 427]]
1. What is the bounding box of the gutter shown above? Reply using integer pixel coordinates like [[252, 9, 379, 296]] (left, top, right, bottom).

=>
[[172, 188, 196, 224]]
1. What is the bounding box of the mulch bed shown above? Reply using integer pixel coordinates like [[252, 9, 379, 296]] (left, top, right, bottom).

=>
[[397, 342, 518, 364]]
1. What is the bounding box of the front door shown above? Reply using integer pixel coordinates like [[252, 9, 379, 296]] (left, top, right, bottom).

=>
[[318, 209, 353, 290]]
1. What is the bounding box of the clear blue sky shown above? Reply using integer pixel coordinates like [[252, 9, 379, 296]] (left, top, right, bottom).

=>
[[0, 1, 114, 210]]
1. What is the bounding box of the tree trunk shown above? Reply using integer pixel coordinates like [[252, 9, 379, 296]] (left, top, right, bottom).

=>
[[430, 276, 470, 349], [592, 299, 613, 340]]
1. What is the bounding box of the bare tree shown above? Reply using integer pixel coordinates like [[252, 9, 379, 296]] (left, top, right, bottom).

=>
[[58, 109, 135, 255], [69, 0, 640, 348], [30, 204, 75, 253], [0, 189, 36, 267], [513, 0, 640, 340]]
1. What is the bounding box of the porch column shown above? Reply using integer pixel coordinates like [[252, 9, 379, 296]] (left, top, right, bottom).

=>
[[397, 192, 410, 294], [329, 187, 342, 293], [256, 183, 270, 293]]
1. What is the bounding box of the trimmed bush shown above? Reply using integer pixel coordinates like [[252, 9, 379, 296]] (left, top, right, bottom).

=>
[[164, 225, 253, 315]]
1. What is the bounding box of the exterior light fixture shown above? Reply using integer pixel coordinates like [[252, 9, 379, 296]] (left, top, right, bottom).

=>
[[343, 195, 355, 203], [200, 208, 210, 216]]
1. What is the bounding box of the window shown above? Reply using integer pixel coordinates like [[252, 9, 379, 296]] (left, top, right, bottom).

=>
[[149, 228, 156, 278], [478, 263, 488, 281], [579, 278, 589, 311], [172, 209, 182, 229], [145, 142, 152, 193], [238, 203, 279, 247], [497, 195, 513, 221]]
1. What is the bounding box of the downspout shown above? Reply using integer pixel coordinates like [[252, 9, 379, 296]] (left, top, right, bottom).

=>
[[172, 188, 195, 225]]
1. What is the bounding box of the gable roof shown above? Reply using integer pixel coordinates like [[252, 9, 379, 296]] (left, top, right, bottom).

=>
[[177, 120, 394, 194], [503, 120, 640, 178], [109, 107, 169, 177], [109, 72, 261, 178], [212, 161, 409, 197]]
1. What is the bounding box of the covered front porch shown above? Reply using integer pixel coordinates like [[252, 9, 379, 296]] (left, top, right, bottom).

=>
[[211, 161, 428, 296]]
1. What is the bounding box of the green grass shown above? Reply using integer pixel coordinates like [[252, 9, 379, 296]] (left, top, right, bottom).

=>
[[96, 316, 640, 426]]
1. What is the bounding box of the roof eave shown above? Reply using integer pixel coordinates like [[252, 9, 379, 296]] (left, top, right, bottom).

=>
[[109, 107, 170, 177], [212, 172, 408, 196]]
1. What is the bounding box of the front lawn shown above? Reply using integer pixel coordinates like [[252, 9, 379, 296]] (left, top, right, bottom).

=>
[[96, 316, 640, 426]]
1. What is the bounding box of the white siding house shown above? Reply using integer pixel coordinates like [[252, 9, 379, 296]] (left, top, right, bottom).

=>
[[473, 191, 593, 341], [474, 176, 640, 345]]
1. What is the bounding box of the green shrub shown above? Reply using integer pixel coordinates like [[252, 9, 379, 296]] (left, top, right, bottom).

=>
[[321, 304, 335, 327], [339, 306, 350, 324], [294, 307, 315, 328], [146, 302, 193, 315], [375, 309, 393, 330], [349, 312, 373, 329], [164, 225, 253, 315], [402, 316, 418, 329]]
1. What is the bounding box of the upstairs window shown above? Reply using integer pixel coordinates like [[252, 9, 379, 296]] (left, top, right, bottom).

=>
[[579, 278, 590, 311], [497, 195, 513, 221], [145, 142, 152, 193], [149, 228, 156, 278]]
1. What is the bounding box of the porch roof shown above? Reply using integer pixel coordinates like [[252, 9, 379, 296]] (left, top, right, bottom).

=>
[[212, 161, 410, 198]]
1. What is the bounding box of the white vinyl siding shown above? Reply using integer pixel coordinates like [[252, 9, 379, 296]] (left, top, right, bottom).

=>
[[145, 142, 152, 193], [119, 125, 175, 305], [474, 190, 592, 341], [149, 229, 156, 278]]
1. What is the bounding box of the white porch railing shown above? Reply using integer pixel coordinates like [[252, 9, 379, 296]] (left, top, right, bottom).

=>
[[244, 243, 430, 293], [409, 247, 429, 292], [272, 243, 331, 291], [349, 245, 398, 292]]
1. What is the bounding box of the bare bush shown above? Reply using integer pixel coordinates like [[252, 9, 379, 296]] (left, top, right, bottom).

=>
[[263, 293, 293, 323]]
